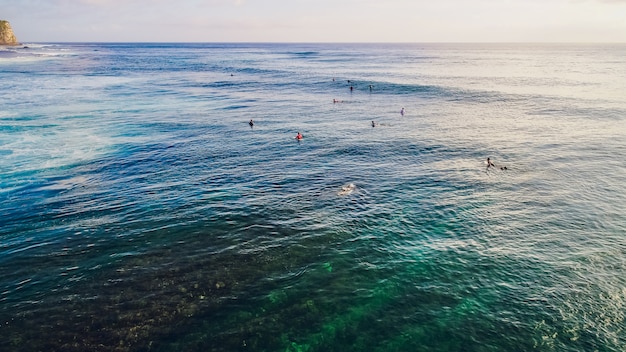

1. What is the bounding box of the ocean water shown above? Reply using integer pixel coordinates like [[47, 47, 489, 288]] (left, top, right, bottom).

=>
[[1, 42, 625, 351]]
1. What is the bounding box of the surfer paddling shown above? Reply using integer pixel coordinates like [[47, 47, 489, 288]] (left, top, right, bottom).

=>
[[338, 183, 355, 196], [486, 157, 507, 170]]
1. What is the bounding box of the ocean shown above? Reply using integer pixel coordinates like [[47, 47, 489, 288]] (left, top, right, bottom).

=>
[[0, 42, 625, 351]]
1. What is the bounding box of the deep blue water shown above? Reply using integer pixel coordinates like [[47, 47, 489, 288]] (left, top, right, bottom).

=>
[[1, 42, 625, 351]]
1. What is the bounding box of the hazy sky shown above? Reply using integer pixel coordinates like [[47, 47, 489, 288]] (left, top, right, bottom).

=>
[[2, 0, 626, 42]]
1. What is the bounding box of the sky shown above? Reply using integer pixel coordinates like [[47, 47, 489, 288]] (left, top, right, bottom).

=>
[[2, 0, 626, 42]]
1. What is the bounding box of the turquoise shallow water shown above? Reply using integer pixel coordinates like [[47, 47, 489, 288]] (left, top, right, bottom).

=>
[[1, 43, 625, 351]]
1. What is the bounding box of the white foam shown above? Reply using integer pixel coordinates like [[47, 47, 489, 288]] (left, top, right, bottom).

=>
[[0, 126, 113, 174], [0, 43, 79, 64], [38, 176, 90, 191]]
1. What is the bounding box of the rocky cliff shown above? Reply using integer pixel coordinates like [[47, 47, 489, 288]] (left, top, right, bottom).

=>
[[0, 20, 19, 45]]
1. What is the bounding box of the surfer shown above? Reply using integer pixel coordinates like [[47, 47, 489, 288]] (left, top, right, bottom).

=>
[[487, 157, 495, 168], [371, 121, 376, 127], [249, 119, 254, 127], [400, 107, 405, 116], [338, 183, 356, 195], [295, 132, 303, 140]]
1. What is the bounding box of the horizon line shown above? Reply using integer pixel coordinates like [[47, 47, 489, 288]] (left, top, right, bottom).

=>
[[12, 41, 626, 45]]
